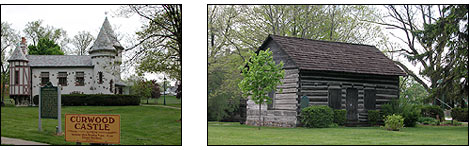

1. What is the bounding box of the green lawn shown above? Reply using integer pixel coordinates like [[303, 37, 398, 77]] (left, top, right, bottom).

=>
[[208, 122, 468, 145], [140, 96, 181, 108], [1, 105, 181, 145]]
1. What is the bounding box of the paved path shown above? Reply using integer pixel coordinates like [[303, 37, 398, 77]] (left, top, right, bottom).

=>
[[141, 104, 181, 110], [1, 137, 49, 145]]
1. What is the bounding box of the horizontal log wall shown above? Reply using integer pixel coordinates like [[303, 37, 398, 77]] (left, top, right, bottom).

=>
[[299, 70, 400, 123]]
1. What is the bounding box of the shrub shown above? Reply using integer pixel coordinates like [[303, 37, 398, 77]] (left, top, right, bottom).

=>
[[418, 117, 438, 125], [451, 108, 468, 122], [442, 120, 463, 126], [61, 94, 141, 106], [333, 109, 347, 126], [368, 110, 381, 125], [381, 100, 420, 127], [384, 114, 404, 131], [300, 105, 334, 128], [401, 105, 420, 127], [420, 105, 445, 121], [33, 95, 39, 105]]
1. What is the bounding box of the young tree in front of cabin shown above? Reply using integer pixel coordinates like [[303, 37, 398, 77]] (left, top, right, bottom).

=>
[[239, 49, 284, 130]]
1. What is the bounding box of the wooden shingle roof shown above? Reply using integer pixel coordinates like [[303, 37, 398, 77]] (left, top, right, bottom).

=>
[[260, 35, 406, 76]]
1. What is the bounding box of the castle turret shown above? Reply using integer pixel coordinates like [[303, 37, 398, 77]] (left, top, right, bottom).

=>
[[8, 37, 32, 105], [89, 17, 124, 94]]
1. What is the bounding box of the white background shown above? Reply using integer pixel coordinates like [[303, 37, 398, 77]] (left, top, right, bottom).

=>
[[1, 0, 468, 150]]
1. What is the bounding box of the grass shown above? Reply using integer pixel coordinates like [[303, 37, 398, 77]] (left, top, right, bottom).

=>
[[1, 105, 181, 145], [140, 95, 181, 108], [208, 122, 468, 145]]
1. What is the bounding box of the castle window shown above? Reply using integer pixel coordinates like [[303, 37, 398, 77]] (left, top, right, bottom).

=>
[[58, 72, 68, 86], [109, 80, 114, 93], [40, 72, 49, 85], [76, 72, 85, 86], [14, 71, 19, 85], [98, 72, 103, 84]]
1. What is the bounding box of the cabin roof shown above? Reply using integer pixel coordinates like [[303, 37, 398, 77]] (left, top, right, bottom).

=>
[[26, 55, 93, 67], [260, 35, 407, 76]]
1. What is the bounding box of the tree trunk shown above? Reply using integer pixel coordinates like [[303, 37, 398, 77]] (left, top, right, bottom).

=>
[[258, 102, 261, 130]]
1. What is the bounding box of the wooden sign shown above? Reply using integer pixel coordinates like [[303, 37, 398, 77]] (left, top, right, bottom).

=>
[[40, 83, 58, 118], [65, 114, 121, 144]]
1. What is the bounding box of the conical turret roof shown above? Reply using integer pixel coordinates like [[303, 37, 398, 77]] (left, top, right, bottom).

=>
[[89, 17, 123, 52], [8, 43, 28, 62]]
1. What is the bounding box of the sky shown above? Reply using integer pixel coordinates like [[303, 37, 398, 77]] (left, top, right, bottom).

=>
[[1, 5, 176, 85]]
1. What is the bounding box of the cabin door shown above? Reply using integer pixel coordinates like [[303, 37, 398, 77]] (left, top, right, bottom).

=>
[[346, 88, 358, 121]]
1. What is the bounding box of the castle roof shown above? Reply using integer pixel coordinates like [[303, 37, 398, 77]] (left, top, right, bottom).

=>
[[7, 43, 28, 62], [89, 17, 123, 53], [26, 55, 93, 67]]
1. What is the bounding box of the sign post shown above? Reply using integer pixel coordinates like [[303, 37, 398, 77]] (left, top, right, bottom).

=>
[[38, 82, 61, 134], [65, 114, 121, 144]]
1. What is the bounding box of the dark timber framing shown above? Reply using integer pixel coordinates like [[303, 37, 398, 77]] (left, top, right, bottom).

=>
[[244, 35, 406, 127]]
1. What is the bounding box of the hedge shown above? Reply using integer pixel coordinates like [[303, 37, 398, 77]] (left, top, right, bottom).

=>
[[33, 94, 141, 106], [300, 105, 334, 128], [451, 108, 468, 122], [421, 105, 445, 121], [368, 110, 381, 125], [333, 109, 347, 126]]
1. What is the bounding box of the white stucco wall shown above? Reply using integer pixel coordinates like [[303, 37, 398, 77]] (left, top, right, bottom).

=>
[[91, 56, 118, 94], [31, 67, 94, 97]]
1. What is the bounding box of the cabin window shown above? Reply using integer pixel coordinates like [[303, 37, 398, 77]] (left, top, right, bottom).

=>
[[58, 72, 68, 86], [109, 80, 114, 93], [14, 71, 19, 85], [267, 90, 275, 110], [76, 72, 85, 86], [40, 72, 49, 85], [364, 89, 376, 110], [98, 72, 103, 84], [328, 89, 342, 109]]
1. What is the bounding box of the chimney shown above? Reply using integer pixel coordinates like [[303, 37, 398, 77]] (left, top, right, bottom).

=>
[[21, 37, 26, 44], [20, 37, 27, 54]]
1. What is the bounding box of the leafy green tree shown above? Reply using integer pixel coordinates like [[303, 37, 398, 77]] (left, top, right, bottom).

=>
[[1, 21, 19, 106], [374, 5, 468, 107], [23, 20, 70, 52], [28, 38, 64, 55], [117, 5, 181, 81], [208, 53, 244, 121], [239, 49, 284, 129], [400, 76, 430, 104]]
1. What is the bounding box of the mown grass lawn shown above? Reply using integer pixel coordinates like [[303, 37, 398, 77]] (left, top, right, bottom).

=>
[[140, 96, 181, 108], [1, 105, 181, 145], [208, 122, 468, 145]]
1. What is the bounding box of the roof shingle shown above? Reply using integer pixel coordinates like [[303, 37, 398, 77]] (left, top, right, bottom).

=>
[[261, 35, 406, 76], [26, 55, 93, 67]]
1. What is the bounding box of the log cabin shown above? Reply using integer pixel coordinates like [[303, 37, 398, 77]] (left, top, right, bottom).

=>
[[244, 35, 407, 127]]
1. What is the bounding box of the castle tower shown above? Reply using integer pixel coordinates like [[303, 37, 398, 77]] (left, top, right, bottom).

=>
[[89, 17, 124, 94], [8, 37, 31, 105]]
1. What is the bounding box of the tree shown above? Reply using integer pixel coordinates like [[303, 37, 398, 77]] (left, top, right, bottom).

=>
[[23, 20, 70, 52], [239, 49, 284, 129], [371, 5, 468, 107], [117, 5, 181, 81], [130, 78, 152, 103], [149, 80, 161, 99], [208, 53, 244, 121], [1, 21, 19, 106], [72, 31, 94, 55], [28, 38, 64, 55]]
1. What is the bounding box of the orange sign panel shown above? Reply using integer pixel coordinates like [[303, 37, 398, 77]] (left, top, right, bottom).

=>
[[65, 114, 120, 144]]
